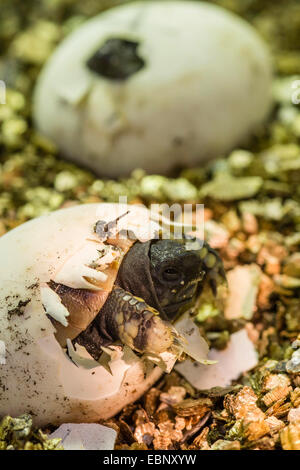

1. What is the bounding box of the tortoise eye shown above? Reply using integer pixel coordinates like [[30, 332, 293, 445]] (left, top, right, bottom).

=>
[[162, 267, 181, 282]]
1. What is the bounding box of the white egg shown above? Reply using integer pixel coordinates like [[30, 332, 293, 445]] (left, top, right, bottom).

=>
[[0, 204, 161, 426], [0, 203, 209, 426], [33, 1, 273, 177]]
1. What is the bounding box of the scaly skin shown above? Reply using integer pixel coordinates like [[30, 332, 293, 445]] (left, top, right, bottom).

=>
[[75, 238, 226, 360], [76, 287, 174, 359]]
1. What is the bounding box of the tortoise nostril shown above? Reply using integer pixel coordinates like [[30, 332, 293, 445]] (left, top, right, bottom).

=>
[[197, 270, 206, 281]]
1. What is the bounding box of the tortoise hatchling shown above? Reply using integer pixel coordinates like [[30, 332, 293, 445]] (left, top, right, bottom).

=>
[[0, 203, 225, 426]]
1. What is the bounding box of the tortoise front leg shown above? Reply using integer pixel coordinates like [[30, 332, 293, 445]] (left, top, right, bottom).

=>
[[100, 286, 174, 355], [75, 286, 175, 360]]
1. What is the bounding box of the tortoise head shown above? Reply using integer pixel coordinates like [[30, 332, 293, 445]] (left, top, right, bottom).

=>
[[149, 238, 226, 320], [117, 237, 226, 322]]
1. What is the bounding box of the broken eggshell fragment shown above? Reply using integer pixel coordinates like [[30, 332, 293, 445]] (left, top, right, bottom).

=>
[[176, 329, 258, 390], [0, 203, 209, 426], [33, 1, 272, 177], [49, 423, 117, 450], [0, 340, 6, 365]]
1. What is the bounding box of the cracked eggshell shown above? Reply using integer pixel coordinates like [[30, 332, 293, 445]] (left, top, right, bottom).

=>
[[175, 329, 258, 390], [0, 203, 166, 427], [33, 1, 273, 177], [48, 423, 117, 450], [0, 340, 5, 365]]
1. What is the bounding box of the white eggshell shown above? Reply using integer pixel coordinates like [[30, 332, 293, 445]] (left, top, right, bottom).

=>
[[0, 203, 167, 426], [0, 340, 5, 365], [33, 1, 272, 177], [49, 423, 117, 450], [175, 329, 258, 390]]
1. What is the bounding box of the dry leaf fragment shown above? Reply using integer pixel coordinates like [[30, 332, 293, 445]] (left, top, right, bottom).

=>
[[280, 422, 300, 450], [175, 416, 186, 431], [134, 421, 156, 445], [244, 421, 270, 442], [257, 274, 275, 310], [251, 436, 275, 450], [203, 220, 230, 250], [274, 274, 300, 290], [221, 210, 241, 234], [133, 408, 149, 427], [225, 264, 261, 320], [265, 399, 292, 418], [224, 388, 263, 422], [245, 322, 260, 344], [158, 421, 183, 443], [288, 408, 300, 423], [225, 237, 245, 260], [190, 426, 210, 450], [283, 253, 300, 278], [265, 416, 285, 434], [242, 212, 258, 235], [293, 376, 300, 387], [262, 385, 292, 407], [144, 388, 161, 418], [172, 398, 212, 418], [180, 412, 211, 444], [257, 240, 288, 268], [224, 386, 270, 441], [262, 373, 291, 392], [153, 434, 173, 450], [211, 439, 241, 450], [160, 386, 187, 406], [291, 387, 300, 407]]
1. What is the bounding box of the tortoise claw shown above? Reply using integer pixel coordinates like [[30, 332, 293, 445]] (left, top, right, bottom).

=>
[[200, 243, 227, 297], [209, 278, 218, 297]]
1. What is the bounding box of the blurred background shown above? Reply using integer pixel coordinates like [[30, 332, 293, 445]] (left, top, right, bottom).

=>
[[0, 0, 300, 226]]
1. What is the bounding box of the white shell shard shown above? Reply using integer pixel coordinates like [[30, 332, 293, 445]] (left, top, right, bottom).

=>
[[0, 203, 165, 426], [145, 317, 210, 372], [37, 334, 139, 401], [96, 245, 120, 267], [175, 329, 258, 390], [0, 340, 6, 365], [174, 316, 212, 365], [66, 340, 102, 369], [41, 285, 70, 327], [34, 1, 272, 177], [144, 350, 178, 374], [56, 74, 92, 107], [95, 203, 159, 242], [49, 423, 117, 450], [54, 241, 108, 290]]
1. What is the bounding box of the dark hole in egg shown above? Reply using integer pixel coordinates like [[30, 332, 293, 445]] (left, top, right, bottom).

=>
[[86, 37, 146, 81]]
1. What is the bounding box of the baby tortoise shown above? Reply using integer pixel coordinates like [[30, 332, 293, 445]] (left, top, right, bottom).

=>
[[50, 230, 225, 361], [0, 203, 227, 425]]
